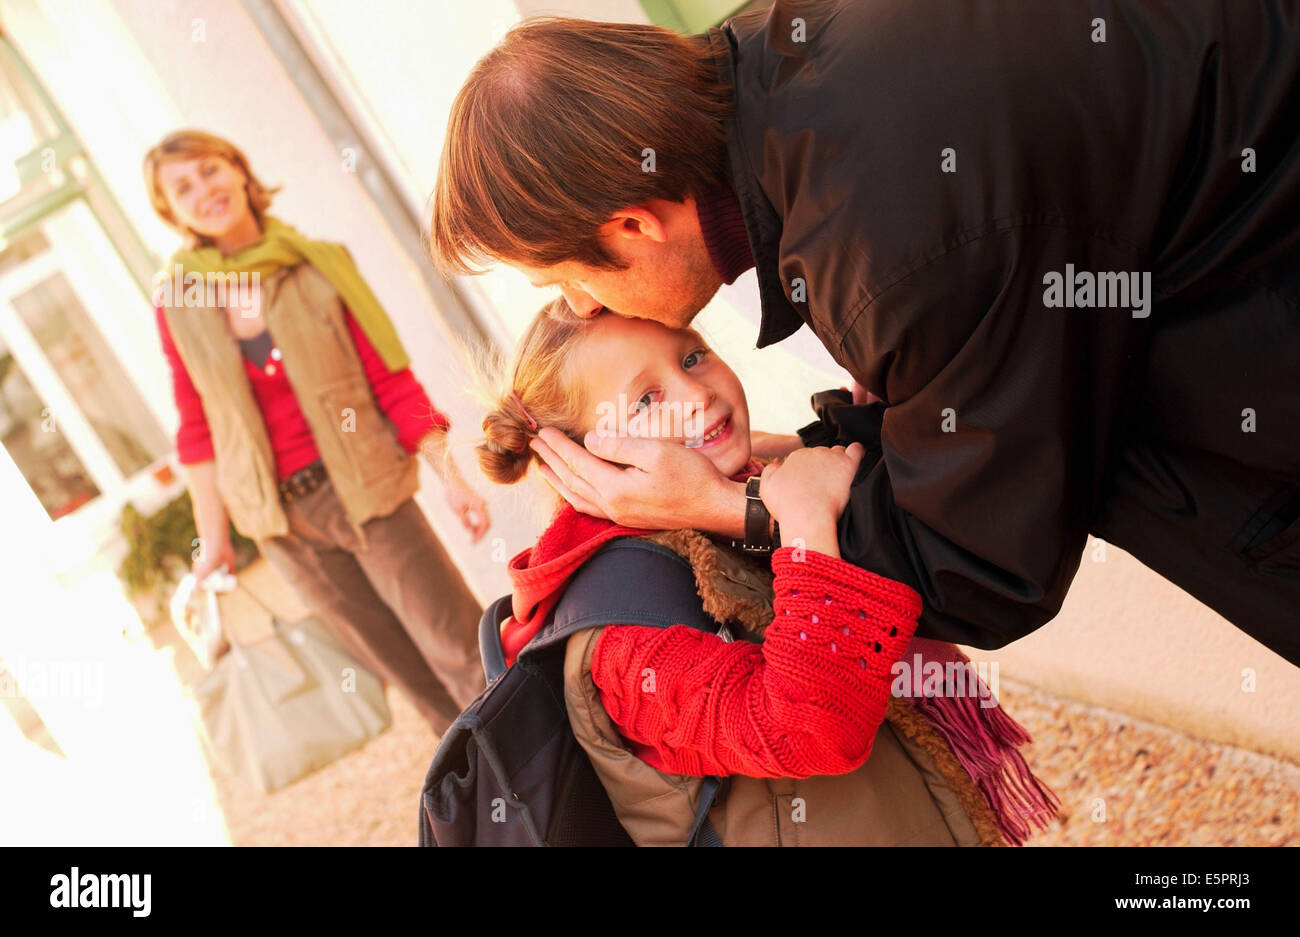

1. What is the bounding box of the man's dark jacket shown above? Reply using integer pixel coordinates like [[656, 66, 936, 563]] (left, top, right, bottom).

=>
[[704, 0, 1300, 664]]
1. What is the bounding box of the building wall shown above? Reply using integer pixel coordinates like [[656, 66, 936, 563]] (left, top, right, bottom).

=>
[[965, 539, 1300, 761]]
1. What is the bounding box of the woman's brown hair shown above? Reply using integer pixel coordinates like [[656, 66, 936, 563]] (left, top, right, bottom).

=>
[[478, 298, 601, 485], [143, 129, 281, 246], [431, 16, 733, 277]]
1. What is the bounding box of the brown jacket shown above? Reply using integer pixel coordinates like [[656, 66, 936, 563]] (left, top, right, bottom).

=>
[[162, 262, 417, 547], [562, 529, 1012, 846]]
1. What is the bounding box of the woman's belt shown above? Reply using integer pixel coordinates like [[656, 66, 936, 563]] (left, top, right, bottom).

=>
[[278, 459, 328, 502]]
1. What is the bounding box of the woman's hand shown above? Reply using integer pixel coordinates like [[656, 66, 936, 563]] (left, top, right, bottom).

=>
[[759, 442, 867, 559], [419, 428, 490, 541], [192, 532, 236, 582], [443, 472, 491, 542]]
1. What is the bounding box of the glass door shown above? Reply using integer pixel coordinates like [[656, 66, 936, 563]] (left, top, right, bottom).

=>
[[0, 211, 172, 568], [0, 36, 176, 574]]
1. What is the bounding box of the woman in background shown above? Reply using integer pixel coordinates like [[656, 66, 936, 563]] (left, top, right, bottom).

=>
[[143, 129, 486, 734]]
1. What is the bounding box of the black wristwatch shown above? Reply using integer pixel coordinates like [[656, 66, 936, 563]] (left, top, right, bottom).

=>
[[731, 476, 780, 554]]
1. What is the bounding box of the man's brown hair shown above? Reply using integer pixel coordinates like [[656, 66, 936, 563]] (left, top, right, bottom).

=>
[[430, 16, 733, 277]]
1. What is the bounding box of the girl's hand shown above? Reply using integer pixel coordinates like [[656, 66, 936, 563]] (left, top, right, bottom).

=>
[[759, 443, 867, 558]]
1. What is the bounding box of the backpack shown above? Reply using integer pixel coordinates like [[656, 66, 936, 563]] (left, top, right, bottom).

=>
[[417, 538, 725, 846]]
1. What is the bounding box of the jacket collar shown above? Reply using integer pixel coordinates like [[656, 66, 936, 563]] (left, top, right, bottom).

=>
[[701, 25, 808, 350]]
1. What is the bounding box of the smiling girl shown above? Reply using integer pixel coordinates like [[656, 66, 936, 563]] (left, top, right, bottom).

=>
[[475, 300, 1058, 845]]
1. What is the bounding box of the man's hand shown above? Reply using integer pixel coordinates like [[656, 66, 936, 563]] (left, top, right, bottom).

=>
[[529, 427, 748, 536]]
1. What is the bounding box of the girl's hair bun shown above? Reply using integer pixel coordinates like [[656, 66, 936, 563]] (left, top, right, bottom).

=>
[[475, 297, 598, 486], [477, 399, 535, 485]]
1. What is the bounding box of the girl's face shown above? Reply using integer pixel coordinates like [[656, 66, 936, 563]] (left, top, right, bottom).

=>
[[156, 154, 254, 240], [571, 314, 751, 477]]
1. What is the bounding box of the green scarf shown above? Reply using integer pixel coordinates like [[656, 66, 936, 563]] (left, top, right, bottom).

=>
[[168, 215, 410, 371]]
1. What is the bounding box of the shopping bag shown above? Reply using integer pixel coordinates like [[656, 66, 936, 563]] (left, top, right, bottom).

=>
[[170, 569, 234, 670], [192, 575, 392, 794]]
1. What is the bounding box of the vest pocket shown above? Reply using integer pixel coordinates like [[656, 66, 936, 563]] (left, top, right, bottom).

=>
[[316, 377, 408, 486]]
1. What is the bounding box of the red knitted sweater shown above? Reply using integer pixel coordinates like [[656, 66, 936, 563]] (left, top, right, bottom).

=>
[[592, 548, 920, 778], [501, 485, 923, 780]]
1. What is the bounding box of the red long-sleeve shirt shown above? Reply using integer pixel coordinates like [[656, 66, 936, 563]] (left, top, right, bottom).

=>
[[590, 546, 921, 779], [155, 305, 448, 481]]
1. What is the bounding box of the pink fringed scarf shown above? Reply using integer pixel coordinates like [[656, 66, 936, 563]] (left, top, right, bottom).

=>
[[893, 636, 1060, 845]]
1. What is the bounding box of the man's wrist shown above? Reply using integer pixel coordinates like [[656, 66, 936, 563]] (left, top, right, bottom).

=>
[[702, 478, 748, 539]]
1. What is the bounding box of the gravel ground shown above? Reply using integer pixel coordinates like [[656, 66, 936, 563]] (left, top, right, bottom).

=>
[[999, 678, 1298, 846], [208, 676, 1298, 847]]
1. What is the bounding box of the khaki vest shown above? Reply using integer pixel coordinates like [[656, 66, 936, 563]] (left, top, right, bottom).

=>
[[163, 261, 418, 548], [563, 529, 1008, 847]]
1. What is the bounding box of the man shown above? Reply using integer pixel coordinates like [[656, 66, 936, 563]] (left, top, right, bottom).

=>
[[432, 1, 1300, 665]]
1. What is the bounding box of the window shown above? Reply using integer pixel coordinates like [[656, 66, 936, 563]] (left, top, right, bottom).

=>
[[0, 38, 168, 535]]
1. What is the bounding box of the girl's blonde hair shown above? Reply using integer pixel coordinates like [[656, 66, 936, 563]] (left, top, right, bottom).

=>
[[478, 298, 599, 485], [142, 129, 281, 247]]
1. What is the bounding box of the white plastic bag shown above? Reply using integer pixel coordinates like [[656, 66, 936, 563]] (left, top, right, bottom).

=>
[[170, 567, 235, 669]]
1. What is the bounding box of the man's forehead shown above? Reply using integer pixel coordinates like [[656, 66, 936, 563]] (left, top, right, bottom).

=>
[[514, 259, 583, 288]]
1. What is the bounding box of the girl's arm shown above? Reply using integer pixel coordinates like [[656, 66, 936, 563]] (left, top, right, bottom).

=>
[[590, 545, 920, 779]]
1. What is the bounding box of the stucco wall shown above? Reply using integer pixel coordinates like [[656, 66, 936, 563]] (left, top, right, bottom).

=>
[[963, 538, 1299, 761]]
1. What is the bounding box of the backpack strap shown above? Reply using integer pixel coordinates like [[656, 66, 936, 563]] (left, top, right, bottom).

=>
[[522, 536, 728, 843], [476, 538, 715, 682], [688, 776, 724, 847], [522, 538, 717, 659], [478, 595, 512, 684]]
